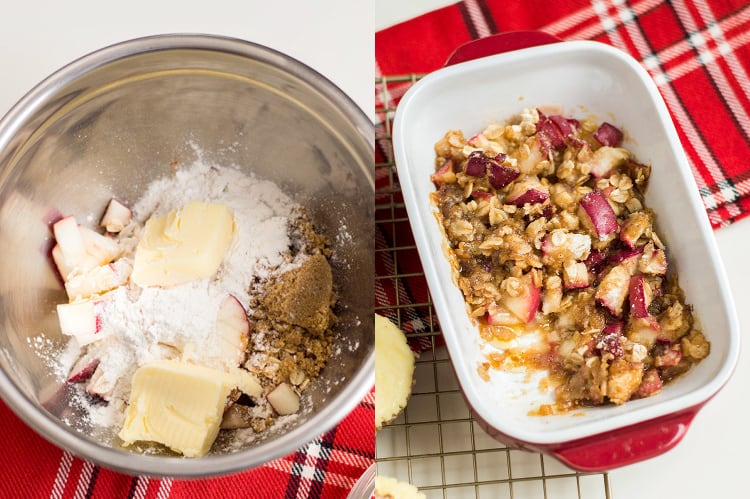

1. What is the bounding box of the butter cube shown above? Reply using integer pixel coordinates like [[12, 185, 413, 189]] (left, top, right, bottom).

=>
[[131, 201, 235, 287], [118, 360, 236, 457]]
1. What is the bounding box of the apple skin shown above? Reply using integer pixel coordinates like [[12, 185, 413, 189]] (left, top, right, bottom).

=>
[[579, 190, 618, 239], [502, 273, 541, 323]]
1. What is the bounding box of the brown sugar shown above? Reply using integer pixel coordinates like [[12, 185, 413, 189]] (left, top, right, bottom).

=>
[[260, 253, 334, 336]]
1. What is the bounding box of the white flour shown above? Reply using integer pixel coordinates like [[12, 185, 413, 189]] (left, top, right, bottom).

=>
[[63, 161, 302, 428]]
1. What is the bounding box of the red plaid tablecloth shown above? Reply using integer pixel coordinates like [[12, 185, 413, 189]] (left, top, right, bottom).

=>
[[376, 0, 750, 229], [0, 391, 374, 498]]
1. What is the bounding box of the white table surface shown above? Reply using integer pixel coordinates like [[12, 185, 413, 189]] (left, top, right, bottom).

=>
[[0, 0, 373, 120], [377, 1, 748, 498]]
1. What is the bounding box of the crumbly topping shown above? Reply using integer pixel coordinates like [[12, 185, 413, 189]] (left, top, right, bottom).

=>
[[431, 108, 709, 409]]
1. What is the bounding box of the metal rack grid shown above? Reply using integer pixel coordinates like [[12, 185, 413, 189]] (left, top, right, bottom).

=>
[[374, 75, 612, 499]]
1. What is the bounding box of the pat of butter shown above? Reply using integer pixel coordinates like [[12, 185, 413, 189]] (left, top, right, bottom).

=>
[[131, 201, 235, 287], [118, 360, 238, 457]]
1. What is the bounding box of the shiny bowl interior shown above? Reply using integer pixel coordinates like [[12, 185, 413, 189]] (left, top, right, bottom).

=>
[[0, 34, 374, 476]]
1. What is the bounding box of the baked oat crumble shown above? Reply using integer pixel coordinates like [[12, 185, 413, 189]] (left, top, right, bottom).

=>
[[431, 108, 709, 410]]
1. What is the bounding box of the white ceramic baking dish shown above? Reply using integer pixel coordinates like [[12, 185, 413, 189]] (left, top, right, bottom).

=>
[[392, 33, 740, 471]]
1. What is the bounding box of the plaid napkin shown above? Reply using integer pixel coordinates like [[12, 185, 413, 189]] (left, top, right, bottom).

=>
[[376, 0, 750, 229], [0, 390, 374, 498]]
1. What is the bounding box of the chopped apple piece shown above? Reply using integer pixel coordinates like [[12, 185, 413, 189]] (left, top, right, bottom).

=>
[[67, 353, 100, 383], [635, 368, 663, 398], [57, 301, 106, 346], [79, 226, 121, 264], [430, 160, 456, 186], [488, 160, 519, 190], [626, 316, 662, 349], [52, 244, 76, 281], [628, 275, 653, 318], [607, 357, 644, 404], [579, 190, 618, 239], [639, 246, 668, 275], [86, 364, 116, 400], [64, 259, 131, 301], [266, 382, 300, 415], [563, 261, 589, 289], [586, 146, 629, 179], [593, 122, 624, 147], [504, 176, 549, 206], [212, 295, 250, 367], [100, 198, 132, 233], [486, 301, 523, 326], [541, 285, 563, 314], [541, 229, 591, 265], [230, 367, 262, 398], [655, 343, 683, 367], [620, 212, 651, 248], [53, 216, 87, 267], [502, 273, 541, 323], [608, 246, 642, 266], [595, 263, 632, 317], [220, 404, 253, 430]]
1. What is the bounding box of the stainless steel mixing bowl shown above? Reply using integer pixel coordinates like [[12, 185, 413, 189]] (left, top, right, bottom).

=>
[[0, 34, 373, 477]]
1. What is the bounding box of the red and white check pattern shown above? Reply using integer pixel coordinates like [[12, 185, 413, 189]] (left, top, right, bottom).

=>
[[0, 389, 374, 498]]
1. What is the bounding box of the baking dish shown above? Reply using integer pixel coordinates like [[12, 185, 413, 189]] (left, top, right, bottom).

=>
[[392, 34, 740, 471]]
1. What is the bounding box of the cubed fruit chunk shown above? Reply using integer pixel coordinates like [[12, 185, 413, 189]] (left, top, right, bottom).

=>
[[536, 110, 579, 154], [655, 344, 683, 367], [57, 301, 105, 346], [593, 122, 624, 147], [504, 176, 549, 206], [502, 273, 541, 323], [100, 198, 132, 233], [628, 274, 653, 318], [486, 301, 523, 325], [595, 263, 632, 317], [64, 259, 132, 301], [626, 316, 662, 349], [639, 246, 668, 275], [620, 212, 651, 248], [79, 226, 121, 265], [266, 382, 300, 415], [431, 160, 456, 186], [541, 229, 591, 264], [542, 285, 563, 315], [563, 261, 589, 289], [212, 294, 250, 367], [86, 365, 116, 400], [67, 354, 100, 383], [53, 216, 87, 267], [607, 357, 644, 404], [587, 146, 630, 179], [596, 323, 624, 358], [635, 368, 663, 398], [579, 190, 618, 239], [608, 246, 643, 266], [465, 151, 487, 177], [488, 160, 519, 190], [52, 244, 76, 281]]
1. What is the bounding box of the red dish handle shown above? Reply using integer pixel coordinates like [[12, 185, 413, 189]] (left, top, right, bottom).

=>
[[445, 30, 562, 66], [550, 409, 698, 472]]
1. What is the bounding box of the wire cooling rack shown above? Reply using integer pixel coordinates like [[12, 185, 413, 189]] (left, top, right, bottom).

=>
[[374, 75, 612, 499]]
